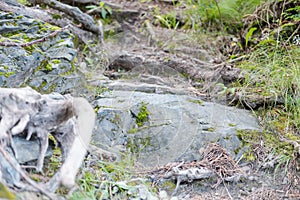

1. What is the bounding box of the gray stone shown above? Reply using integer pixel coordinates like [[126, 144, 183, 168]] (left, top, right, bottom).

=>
[[94, 90, 261, 167], [0, 136, 52, 188], [13, 136, 52, 164], [0, 147, 22, 187]]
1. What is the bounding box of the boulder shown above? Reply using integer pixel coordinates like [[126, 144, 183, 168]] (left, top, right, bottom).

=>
[[94, 90, 260, 167]]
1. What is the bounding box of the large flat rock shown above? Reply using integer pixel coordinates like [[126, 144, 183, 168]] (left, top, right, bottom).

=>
[[94, 90, 260, 167]]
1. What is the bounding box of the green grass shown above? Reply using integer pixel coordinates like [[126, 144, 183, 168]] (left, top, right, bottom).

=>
[[227, 8, 300, 165], [180, 0, 262, 32], [69, 155, 154, 200], [233, 43, 300, 133]]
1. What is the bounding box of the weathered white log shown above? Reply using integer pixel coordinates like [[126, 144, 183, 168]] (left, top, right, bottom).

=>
[[47, 97, 96, 191], [0, 87, 95, 192]]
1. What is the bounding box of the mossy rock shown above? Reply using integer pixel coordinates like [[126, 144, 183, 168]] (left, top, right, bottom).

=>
[[0, 11, 85, 94]]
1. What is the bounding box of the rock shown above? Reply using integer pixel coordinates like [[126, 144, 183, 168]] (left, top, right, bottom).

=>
[[0, 136, 51, 189], [0, 11, 85, 94], [106, 81, 191, 95], [0, 147, 22, 188], [0, 137, 53, 192], [13, 136, 52, 164], [93, 90, 260, 167]]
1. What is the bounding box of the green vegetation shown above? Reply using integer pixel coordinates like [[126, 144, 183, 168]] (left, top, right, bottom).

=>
[[205, 127, 215, 132], [30, 0, 297, 198], [85, 2, 112, 19], [0, 183, 16, 200], [69, 157, 153, 199], [160, 180, 176, 191], [17, 0, 28, 5], [227, 0, 300, 161], [155, 12, 180, 29], [39, 59, 53, 71], [136, 102, 150, 127], [234, 45, 300, 126], [128, 128, 137, 134], [188, 99, 204, 105], [127, 136, 148, 154], [236, 130, 295, 161], [87, 85, 108, 100], [45, 147, 62, 177], [0, 71, 16, 78], [152, 0, 262, 32]]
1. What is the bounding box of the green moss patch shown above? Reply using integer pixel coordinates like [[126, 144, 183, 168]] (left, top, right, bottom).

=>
[[136, 102, 150, 127]]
